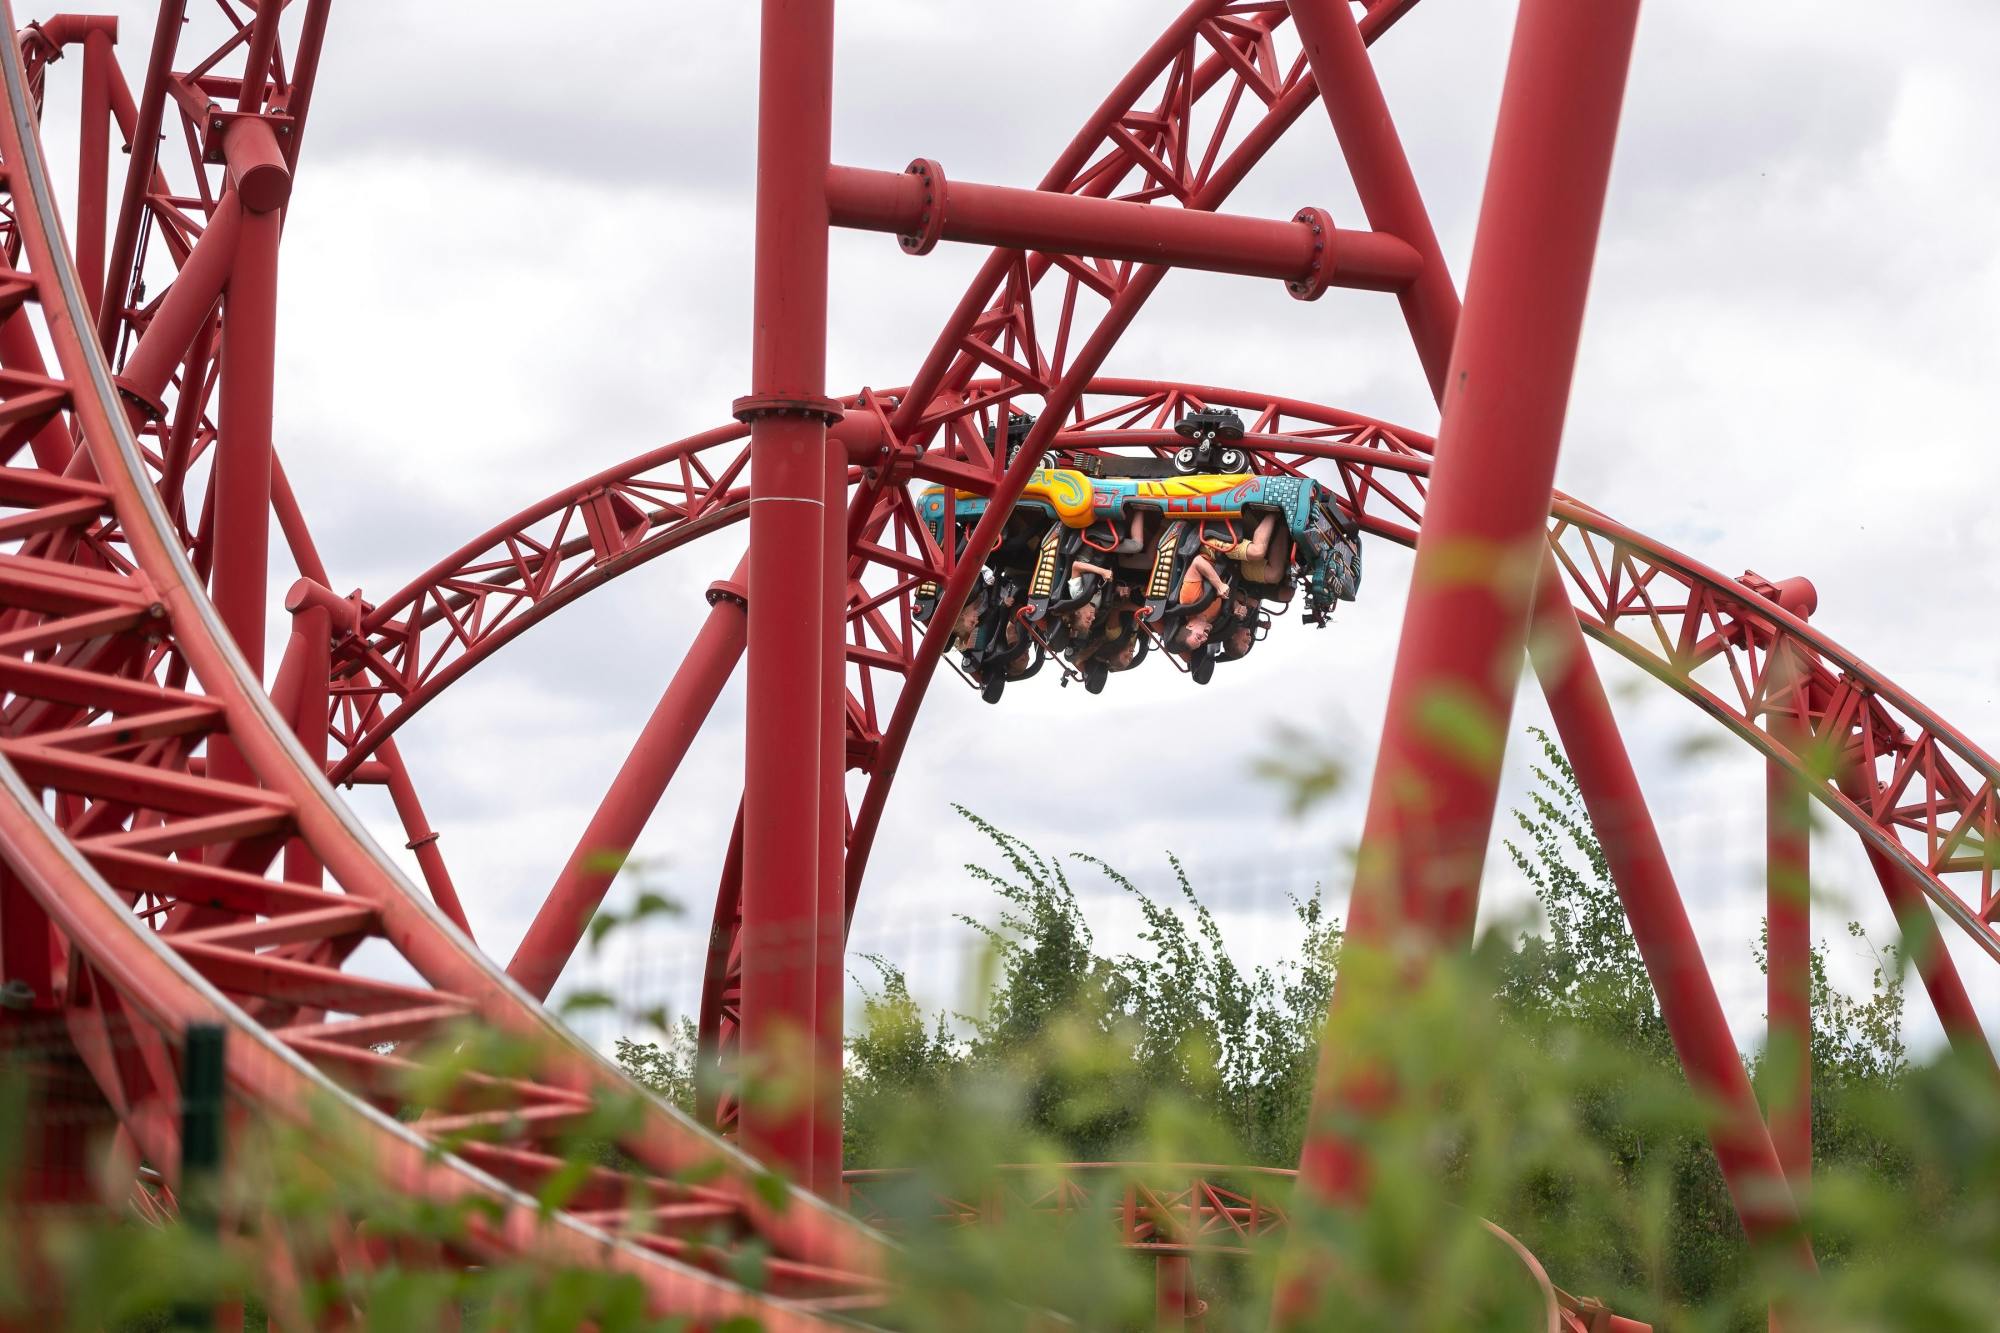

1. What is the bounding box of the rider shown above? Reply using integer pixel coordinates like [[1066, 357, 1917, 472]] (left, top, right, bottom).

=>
[[1170, 550, 1232, 654], [1222, 511, 1285, 584], [1058, 555, 1116, 644]]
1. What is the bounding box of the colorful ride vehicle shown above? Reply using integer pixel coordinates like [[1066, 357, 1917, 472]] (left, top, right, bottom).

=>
[[913, 413, 1363, 700]]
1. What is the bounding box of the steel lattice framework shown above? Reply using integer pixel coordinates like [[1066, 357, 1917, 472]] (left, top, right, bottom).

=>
[[0, 0, 1988, 1327]]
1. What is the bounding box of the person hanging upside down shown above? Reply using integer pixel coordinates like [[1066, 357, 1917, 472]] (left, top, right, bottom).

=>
[[1059, 557, 1115, 641], [1114, 507, 1153, 556], [993, 581, 1038, 679], [950, 573, 995, 654], [1171, 552, 1231, 653], [1222, 511, 1285, 583], [1216, 596, 1262, 662]]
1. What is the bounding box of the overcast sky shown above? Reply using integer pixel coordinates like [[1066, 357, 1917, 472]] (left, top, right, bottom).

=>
[[44, 1, 2000, 1051]]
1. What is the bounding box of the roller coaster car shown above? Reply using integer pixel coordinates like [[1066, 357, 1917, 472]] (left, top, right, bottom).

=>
[[913, 452, 1362, 696]]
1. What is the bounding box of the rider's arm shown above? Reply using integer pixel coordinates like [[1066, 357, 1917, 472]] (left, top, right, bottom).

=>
[[1192, 554, 1229, 597]]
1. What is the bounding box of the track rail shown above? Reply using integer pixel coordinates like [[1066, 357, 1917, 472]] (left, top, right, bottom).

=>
[[320, 376, 1998, 1120], [0, 9, 883, 1323]]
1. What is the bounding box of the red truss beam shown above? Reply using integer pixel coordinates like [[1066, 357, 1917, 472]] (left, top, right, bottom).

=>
[[825, 162, 1422, 295]]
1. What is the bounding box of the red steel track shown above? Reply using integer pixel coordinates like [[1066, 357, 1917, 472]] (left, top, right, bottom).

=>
[[0, 0, 1991, 1325]]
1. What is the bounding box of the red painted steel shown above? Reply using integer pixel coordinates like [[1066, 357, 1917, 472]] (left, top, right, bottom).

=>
[[209, 204, 274, 672], [92, 0, 181, 354], [1297, 0, 1799, 1256], [824, 162, 1421, 292], [1289, 0, 1457, 396], [814, 442, 846, 1196], [1291, 0, 1643, 1266], [72, 26, 107, 316], [736, 0, 839, 1185]]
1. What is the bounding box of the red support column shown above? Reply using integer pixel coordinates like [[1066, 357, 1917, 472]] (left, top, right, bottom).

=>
[[1530, 563, 1811, 1263], [506, 565, 749, 1003], [731, 0, 838, 1182], [1309, 0, 1639, 957], [1283, 4, 1643, 1315], [1290, 0, 1460, 399], [74, 28, 113, 320], [1765, 734, 1812, 1206], [212, 200, 278, 677], [814, 446, 847, 1197]]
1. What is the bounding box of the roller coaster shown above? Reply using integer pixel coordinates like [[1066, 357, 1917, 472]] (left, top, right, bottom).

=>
[[0, 0, 1990, 1328]]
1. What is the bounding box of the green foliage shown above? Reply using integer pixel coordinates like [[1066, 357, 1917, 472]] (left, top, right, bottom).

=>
[[845, 806, 1343, 1169], [841, 734, 1982, 1330], [614, 1018, 701, 1116]]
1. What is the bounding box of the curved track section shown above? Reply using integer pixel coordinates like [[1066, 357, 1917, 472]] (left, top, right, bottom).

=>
[[0, 13, 883, 1323], [326, 376, 1999, 1119]]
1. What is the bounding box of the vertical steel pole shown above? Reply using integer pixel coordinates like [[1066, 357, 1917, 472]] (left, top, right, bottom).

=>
[[207, 197, 279, 785], [813, 447, 847, 1196], [213, 208, 277, 627], [1765, 732, 1812, 1205], [74, 29, 112, 320], [507, 565, 750, 1002], [1285, 1, 1642, 1300], [732, 0, 838, 1180], [1289, 0, 1458, 400], [1530, 564, 1811, 1262]]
